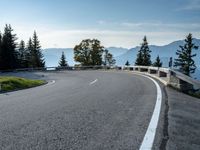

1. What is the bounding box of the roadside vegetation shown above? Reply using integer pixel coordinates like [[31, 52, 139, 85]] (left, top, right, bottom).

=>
[[59, 51, 68, 67], [0, 24, 200, 97], [174, 33, 198, 77], [0, 24, 45, 71], [0, 76, 45, 92], [74, 39, 115, 66]]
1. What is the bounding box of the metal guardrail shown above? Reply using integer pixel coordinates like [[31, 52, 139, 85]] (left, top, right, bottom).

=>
[[170, 69, 200, 87], [0, 66, 121, 72], [123, 65, 200, 89], [1, 65, 200, 89]]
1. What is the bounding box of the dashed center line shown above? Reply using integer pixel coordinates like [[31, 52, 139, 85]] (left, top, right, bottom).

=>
[[89, 79, 98, 85]]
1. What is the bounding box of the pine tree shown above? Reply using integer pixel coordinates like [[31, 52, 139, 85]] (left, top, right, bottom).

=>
[[18, 40, 26, 68], [0, 32, 2, 45], [0, 24, 18, 70], [0, 32, 2, 67], [59, 51, 68, 67], [32, 31, 45, 68], [0, 26, 45, 70], [125, 60, 130, 66], [141, 36, 151, 66], [135, 49, 143, 65], [174, 33, 198, 76], [0, 32, 2, 46], [153, 55, 162, 67], [26, 38, 34, 68], [135, 36, 151, 66]]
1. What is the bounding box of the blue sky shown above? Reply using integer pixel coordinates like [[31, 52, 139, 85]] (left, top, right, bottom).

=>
[[0, 0, 200, 48]]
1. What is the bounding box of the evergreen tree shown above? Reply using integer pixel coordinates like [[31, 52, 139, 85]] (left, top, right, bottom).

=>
[[26, 38, 34, 67], [153, 55, 162, 67], [174, 33, 198, 76], [0, 26, 45, 70], [169, 57, 173, 68], [141, 36, 151, 66], [59, 52, 68, 67], [0, 32, 2, 45], [135, 36, 151, 66], [125, 60, 130, 66], [74, 39, 104, 66], [32, 31, 45, 68], [0, 24, 18, 70], [0, 32, 2, 67], [18, 40, 26, 68], [135, 49, 143, 65]]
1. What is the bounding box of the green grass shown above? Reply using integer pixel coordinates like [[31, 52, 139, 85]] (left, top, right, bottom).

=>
[[0, 76, 45, 92]]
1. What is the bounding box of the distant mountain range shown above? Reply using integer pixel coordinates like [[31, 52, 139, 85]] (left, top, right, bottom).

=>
[[43, 48, 74, 67], [43, 47, 129, 67], [116, 38, 200, 66], [43, 38, 200, 79]]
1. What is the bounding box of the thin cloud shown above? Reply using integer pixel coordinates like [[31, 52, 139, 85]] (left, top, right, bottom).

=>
[[176, 0, 200, 11], [121, 22, 200, 30], [97, 20, 107, 25], [36, 29, 200, 48], [1, 22, 200, 48], [99, 21, 200, 32]]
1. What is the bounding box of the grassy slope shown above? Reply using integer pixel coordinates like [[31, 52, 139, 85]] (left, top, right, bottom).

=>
[[0, 76, 45, 92]]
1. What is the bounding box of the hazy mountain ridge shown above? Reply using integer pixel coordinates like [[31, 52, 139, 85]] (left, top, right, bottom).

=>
[[115, 38, 200, 66], [43, 48, 74, 67], [43, 47, 129, 67], [115, 38, 200, 79], [43, 39, 200, 77], [43, 38, 200, 79]]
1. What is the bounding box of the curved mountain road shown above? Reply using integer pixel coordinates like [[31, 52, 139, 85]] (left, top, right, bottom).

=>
[[0, 71, 163, 150]]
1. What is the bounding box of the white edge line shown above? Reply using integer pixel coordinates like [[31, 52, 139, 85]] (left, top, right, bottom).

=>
[[139, 75, 162, 150], [89, 79, 98, 85]]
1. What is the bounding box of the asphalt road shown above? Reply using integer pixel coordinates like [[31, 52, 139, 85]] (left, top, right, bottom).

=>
[[0, 71, 158, 150]]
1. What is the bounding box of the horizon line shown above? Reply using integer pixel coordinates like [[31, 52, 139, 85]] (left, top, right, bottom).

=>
[[43, 38, 200, 50]]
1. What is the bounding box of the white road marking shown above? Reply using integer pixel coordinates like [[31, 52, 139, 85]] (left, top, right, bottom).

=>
[[89, 79, 98, 85], [47, 80, 56, 86], [139, 75, 162, 150]]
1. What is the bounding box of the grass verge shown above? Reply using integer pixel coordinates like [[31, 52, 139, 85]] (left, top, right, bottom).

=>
[[0, 76, 45, 92]]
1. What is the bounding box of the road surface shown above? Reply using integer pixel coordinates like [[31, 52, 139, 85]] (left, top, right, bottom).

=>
[[0, 71, 160, 150]]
